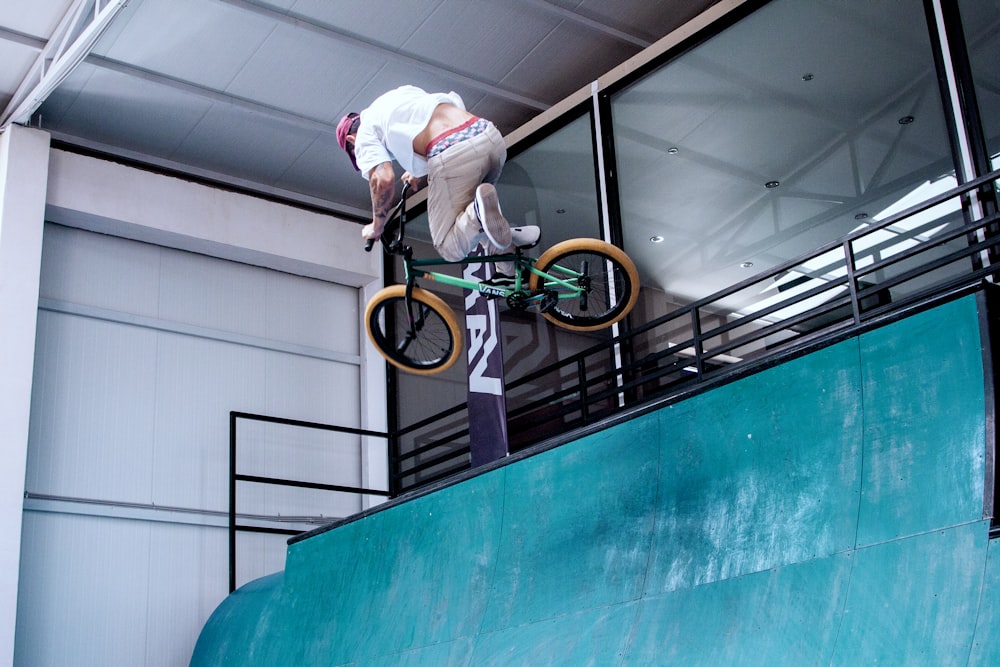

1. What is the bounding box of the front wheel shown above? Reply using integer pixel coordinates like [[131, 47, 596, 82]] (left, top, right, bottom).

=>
[[528, 238, 639, 331], [365, 285, 463, 374]]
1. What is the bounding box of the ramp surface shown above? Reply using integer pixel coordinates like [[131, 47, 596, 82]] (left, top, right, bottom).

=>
[[192, 294, 1000, 666]]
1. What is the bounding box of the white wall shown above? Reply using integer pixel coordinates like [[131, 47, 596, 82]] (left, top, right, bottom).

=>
[[0, 125, 50, 667], [44, 149, 379, 287], [8, 140, 389, 667]]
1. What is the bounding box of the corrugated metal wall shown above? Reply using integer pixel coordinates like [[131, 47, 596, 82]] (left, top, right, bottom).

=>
[[17, 223, 366, 666]]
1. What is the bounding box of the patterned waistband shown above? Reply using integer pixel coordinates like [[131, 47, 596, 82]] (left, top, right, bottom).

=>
[[426, 118, 489, 158]]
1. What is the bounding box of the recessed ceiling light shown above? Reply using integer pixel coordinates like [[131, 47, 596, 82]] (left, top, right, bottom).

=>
[[898, 115, 915, 125], [855, 212, 869, 220], [556, 208, 566, 214], [667, 147, 679, 154], [741, 261, 754, 269], [801, 73, 814, 81], [649, 235, 665, 244], [765, 180, 780, 189]]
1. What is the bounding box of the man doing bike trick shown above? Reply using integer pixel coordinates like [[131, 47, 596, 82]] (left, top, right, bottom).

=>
[[337, 85, 537, 273]]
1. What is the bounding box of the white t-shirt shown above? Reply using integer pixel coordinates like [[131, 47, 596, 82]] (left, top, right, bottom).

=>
[[354, 85, 465, 179]]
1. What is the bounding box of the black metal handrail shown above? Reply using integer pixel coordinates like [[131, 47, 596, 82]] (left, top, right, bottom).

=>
[[392, 168, 1000, 493], [228, 411, 391, 592]]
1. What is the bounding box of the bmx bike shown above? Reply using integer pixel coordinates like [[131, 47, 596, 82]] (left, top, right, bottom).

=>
[[364, 184, 639, 375]]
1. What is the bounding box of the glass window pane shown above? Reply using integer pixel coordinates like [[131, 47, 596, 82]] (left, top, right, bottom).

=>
[[958, 0, 1000, 168], [388, 113, 611, 463], [498, 113, 602, 251], [611, 0, 955, 303]]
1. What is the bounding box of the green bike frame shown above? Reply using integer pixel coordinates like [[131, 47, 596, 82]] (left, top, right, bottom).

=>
[[405, 252, 583, 303]]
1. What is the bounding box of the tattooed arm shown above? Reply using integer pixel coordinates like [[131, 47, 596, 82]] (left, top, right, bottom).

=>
[[362, 161, 396, 241]]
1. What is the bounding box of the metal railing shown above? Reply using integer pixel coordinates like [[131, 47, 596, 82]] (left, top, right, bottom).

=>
[[228, 169, 999, 527], [392, 168, 1000, 494], [228, 411, 391, 592]]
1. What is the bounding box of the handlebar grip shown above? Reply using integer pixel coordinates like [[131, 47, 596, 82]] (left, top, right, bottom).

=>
[[364, 184, 407, 252]]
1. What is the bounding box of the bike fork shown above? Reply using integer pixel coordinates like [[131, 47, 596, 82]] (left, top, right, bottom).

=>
[[398, 282, 422, 354]]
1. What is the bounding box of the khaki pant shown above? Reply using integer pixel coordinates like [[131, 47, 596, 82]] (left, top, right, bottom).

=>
[[426, 123, 506, 262]]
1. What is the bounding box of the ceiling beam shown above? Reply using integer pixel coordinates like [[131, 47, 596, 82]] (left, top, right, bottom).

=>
[[88, 54, 338, 135], [211, 0, 550, 111], [0, 25, 46, 50], [1, 0, 129, 129]]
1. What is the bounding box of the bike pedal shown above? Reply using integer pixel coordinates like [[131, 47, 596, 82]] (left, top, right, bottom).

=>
[[525, 290, 558, 314], [538, 290, 559, 314]]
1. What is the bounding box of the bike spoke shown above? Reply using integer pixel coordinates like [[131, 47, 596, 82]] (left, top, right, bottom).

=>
[[367, 287, 461, 373]]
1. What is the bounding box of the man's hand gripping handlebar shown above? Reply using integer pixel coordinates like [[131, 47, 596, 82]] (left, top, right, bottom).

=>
[[364, 182, 411, 252]]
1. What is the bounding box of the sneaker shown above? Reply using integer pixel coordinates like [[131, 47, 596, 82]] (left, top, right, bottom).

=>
[[493, 260, 516, 277], [510, 225, 540, 249], [474, 183, 512, 250], [488, 226, 540, 277]]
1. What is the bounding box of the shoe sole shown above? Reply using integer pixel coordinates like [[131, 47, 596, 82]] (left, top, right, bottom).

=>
[[475, 184, 512, 249]]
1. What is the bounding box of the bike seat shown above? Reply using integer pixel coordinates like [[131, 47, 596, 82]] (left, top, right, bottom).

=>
[[511, 225, 541, 249]]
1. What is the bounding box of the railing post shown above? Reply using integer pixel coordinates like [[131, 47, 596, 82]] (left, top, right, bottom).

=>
[[844, 239, 862, 325], [388, 430, 400, 498], [691, 307, 705, 379], [228, 411, 237, 593], [578, 358, 590, 422]]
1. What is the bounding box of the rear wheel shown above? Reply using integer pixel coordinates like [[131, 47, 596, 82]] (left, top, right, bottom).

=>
[[528, 238, 639, 331], [365, 285, 462, 374]]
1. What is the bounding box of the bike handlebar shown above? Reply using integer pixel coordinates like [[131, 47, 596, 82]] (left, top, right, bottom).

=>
[[363, 182, 411, 253]]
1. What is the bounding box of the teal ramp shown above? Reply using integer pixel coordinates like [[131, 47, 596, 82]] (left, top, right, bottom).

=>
[[191, 294, 998, 666]]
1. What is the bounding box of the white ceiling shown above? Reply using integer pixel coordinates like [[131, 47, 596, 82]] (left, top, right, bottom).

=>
[[0, 0, 716, 220]]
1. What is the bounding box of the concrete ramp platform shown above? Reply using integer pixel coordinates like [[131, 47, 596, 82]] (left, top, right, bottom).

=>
[[191, 294, 1000, 666]]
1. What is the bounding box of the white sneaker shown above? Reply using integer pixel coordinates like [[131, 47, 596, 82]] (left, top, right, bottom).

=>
[[474, 183, 512, 250], [510, 225, 540, 249], [490, 226, 540, 276], [493, 260, 516, 277]]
